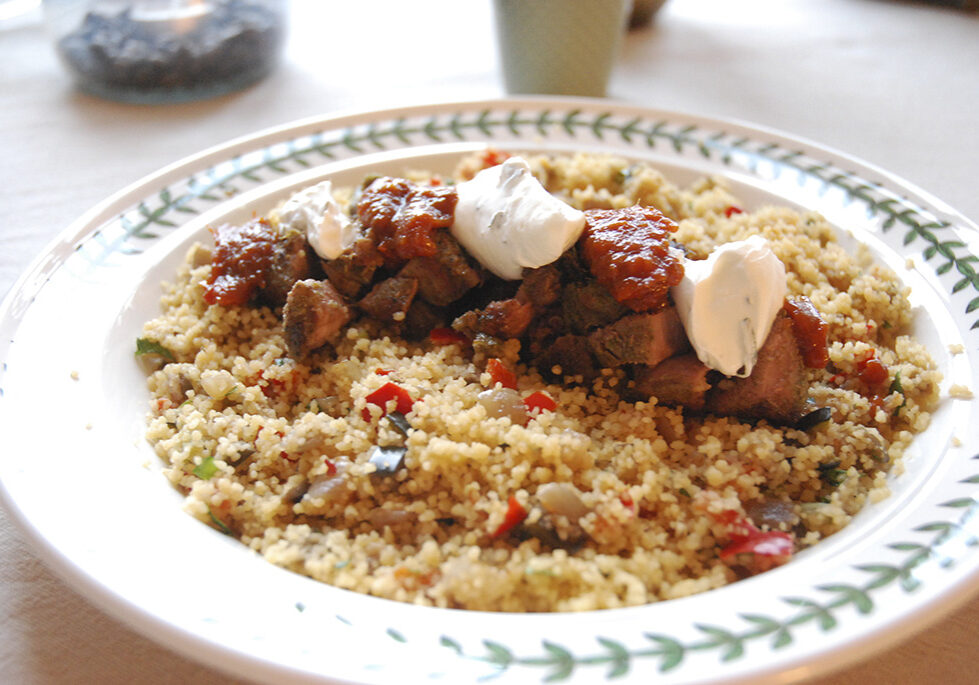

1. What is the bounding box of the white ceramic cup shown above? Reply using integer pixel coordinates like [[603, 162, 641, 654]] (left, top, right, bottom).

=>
[[492, 0, 631, 97]]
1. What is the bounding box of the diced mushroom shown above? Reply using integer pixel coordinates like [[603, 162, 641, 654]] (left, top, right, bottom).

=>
[[200, 369, 238, 400], [367, 508, 416, 528], [302, 458, 352, 506], [476, 388, 528, 426], [537, 483, 589, 520]]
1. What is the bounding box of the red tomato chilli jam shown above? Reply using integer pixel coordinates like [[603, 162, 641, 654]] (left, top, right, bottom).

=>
[[204, 218, 278, 306], [580, 205, 684, 312], [357, 176, 458, 267], [783, 296, 829, 369]]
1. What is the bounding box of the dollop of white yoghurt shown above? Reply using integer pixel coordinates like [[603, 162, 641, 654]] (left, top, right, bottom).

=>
[[451, 157, 586, 280], [275, 180, 359, 260], [672, 235, 787, 377]]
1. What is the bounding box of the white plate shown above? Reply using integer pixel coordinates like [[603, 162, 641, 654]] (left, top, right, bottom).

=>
[[2, 98, 978, 685]]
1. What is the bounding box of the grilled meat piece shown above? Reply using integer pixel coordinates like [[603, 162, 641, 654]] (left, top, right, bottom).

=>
[[562, 280, 628, 333], [706, 311, 808, 424], [358, 276, 418, 323], [321, 234, 384, 300], [588, 307, 689, 367], [283, 279, 352, 358], [631, 353, 711, 411], [453, 297, 535, 340], [398, 230, 482, 307], [515, 264, 562, 309], [259, 230, 316, 307], [535, 334, 597, 379]]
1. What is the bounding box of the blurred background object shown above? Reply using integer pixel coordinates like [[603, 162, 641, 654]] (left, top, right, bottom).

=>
[[492, 0, 631, 96], [628, 0, 669, 28], [42, 0, 287, 103], [0, 0, 39, 20]]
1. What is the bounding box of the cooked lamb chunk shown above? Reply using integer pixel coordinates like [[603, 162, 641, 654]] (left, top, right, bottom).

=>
[[321, 234, 384, 299], [588, 307, 689, 368], [515, 265, 562, 309], [535, 334, 597, 379], [632, 353, 711, 411], [562, 281, 628, 333], [283, 279, 352, 358], [259, 230, 315, 307], [452, 297, 535, 340], [706, 311, 808, 424], [401, 298, 447, 339], [358, 276, 418, 323], [398, 231, 482, 306]]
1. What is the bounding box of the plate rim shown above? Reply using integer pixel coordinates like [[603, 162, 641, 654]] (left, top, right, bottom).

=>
[[1, 96, 978, 685]]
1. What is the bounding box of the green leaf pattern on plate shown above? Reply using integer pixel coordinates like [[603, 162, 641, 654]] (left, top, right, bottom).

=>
[[74, 107, 977, 330]]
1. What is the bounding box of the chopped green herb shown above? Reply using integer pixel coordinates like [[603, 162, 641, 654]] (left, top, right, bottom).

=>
[[206, 505, 232, 535], [273, 357, 288, 366], [889, 371, 907, 416], [818, 461, 847, 487], [135, 337, 174, 360], [222, 385, 239, 399], [678, 488, 691, 498], [525, 567, 556, 577], [334, 560, 350, 569], [193, 456, 219, 480]]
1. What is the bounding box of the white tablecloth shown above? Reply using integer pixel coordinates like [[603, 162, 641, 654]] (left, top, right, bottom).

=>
[[1, 1, 977, 682]]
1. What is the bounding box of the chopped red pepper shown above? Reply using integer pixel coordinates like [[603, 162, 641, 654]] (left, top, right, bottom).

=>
[[724, 206, 744, 218], [429, 327, 469, 346], [362, 382, 415, 421], [486, 358, 518, 390], [619, 494, 637, 516], [375, 368, 392, 376], [720, 529, 794, 559], [783, 297, 829, 369], [324, 458, 337, 476], [714, 510, 794, 562], [480, 148, 510, 169], [523, 391, 556, 413], [491, 495, 528, 538]]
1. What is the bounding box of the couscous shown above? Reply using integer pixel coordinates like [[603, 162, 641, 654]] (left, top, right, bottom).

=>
[[139, 151, 940, 612]]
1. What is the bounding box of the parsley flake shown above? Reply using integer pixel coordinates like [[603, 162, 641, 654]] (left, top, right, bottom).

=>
[[135, 337, 174, 360], [193, 456, 219, 480]]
